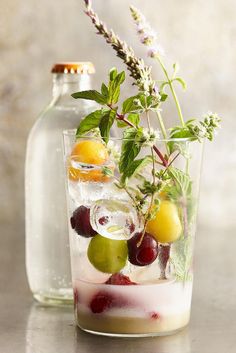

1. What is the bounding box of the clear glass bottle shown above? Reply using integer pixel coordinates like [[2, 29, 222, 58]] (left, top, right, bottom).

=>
[[25, 62, 96, 305]]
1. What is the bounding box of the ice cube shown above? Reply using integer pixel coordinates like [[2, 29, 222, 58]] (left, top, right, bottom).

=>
[[90, 199, 143, 240], [68, 180, 107, 207]]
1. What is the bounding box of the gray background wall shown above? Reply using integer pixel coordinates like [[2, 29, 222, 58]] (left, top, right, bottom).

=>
[[0, 0, 235, 233]]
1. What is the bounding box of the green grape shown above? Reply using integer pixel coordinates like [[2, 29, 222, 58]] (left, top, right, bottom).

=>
[[87, 234, 128, 273]]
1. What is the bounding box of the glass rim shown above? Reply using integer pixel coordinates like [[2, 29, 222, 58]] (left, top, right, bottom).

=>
[[63, 129, 195, 143]]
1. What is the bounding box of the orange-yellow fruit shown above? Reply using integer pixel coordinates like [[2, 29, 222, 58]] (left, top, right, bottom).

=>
[[68, 140, 111, 183], [68, 166, 111, 183], [71, 140, 109, 165], [146, 200, 182, 244]]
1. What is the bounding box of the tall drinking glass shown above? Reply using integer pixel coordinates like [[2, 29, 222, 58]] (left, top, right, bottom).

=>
[[63, 130, 203, 337]]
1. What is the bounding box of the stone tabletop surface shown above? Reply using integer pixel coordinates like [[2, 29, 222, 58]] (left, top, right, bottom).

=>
[[0, 223, 235, 353]]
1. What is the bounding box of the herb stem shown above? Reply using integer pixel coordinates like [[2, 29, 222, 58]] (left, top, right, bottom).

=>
[[113, 176, 143, 217], [138, 110, 156, 246], [156, 56, 185, 127], [153, 145, 168, 167], [156, 110, 168, 140], [108, 104, 168, 166]]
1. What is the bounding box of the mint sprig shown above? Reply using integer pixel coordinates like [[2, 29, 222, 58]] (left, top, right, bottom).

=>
[[72, 0, 222, 282]]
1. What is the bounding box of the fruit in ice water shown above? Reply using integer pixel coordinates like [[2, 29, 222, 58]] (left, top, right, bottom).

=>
[[89, 290, 128, 314], [89, 291, 114, 313], [105, 273, 137, 285], [146, 200, 182, 243], [68, 165, 111, 183], [127, 232, 158, 266], [90, 199, 141, 240], [70, 206, 96, 238], [87, 234, 128, 273], [71, 140, 109, 165], [69, 140, 111, 182]]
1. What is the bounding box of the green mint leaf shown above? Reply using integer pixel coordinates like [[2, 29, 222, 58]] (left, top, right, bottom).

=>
[[108, 71, 125, 104], [160, 81, 169, 93], [101, 83, 109, 97], [121, 156, 152, 184], [138, 180, 161, 196], [173, 62, 180, 78], [167, 167, 192, 197], [119, 127, 143, 173], [109, 67, 118, 81], [99, 108, 117, 144], [122, 95, 140, 114], [116, 113, 140, 128], [170, 128, 194, 139], [173, 77, 187, 90], [72, 90, 107, 105], [76, 109, 103, 137], [160, 92, 168, 102], [127, 113, 140, 127], [170, 237, 193, 281], [168, 127, 196, 154]]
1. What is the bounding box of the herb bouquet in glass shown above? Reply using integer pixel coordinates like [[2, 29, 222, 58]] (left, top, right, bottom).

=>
[[63, 0, 221, 337]]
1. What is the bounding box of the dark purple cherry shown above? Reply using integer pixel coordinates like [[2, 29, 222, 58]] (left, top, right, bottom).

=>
[[70, 206, 96, 238], [127, 232, 158, 266]]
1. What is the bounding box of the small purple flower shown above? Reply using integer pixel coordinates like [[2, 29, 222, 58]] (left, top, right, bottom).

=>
[[130, 6, 165, 58], [148, 45, 165, 58]]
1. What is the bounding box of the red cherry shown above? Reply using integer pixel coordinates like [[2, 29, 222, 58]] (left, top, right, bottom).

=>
[[89, 291, 114, 313], [89, 289, 132, 313], [98, 216, 109, 225], [70, 206, 96, 238], [127, 232, 158, 266], [150, 311, 160, 320], [105, 273, 137, 285]]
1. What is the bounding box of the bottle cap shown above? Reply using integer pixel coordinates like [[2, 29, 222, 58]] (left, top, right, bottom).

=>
[[51, 62, 95, 74]]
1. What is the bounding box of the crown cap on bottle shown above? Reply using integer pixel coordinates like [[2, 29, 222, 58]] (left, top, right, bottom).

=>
[[51, 62, 95, 74]]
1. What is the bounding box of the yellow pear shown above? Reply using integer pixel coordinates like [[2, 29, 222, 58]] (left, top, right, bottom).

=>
[[146, 200, 182, 243]]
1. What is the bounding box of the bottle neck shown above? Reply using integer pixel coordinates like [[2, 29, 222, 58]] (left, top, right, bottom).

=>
[[52, 73, 93, 106]]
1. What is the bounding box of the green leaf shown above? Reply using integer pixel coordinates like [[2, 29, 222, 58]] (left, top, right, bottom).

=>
[[173, 77, 187, 90], [170, 237, 193, 281], [170, 129, 193, 139], [72, 90, 107, 105], [76, 109, 103, 137], [99, 109, 117, 144], [121, 156, 152, 183], [108, 71, 125, 104], [101, 83, 109, 97], [138, 180, 161, 196], [160, 92, 168, 102], [122, 95, 140, 114], [168, 127, 196, 154], [109, 67, 118, 81], [116, 113, 140, 128], [186, 118, 197, 126], [173, 62, 180, 77], [119, 128, 143, 173], [160, 81, 169, 93], [167, 167, 192, 197]]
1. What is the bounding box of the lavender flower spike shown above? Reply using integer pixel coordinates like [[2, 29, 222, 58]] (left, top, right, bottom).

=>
[[84, 0, 91, 10], [83, 0, 159, 97], [130, 5, 165, 58]]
